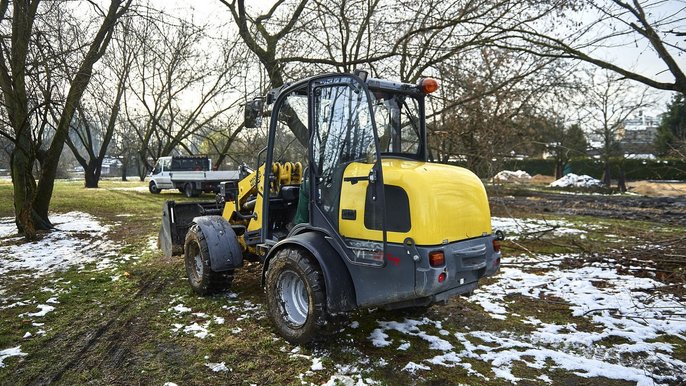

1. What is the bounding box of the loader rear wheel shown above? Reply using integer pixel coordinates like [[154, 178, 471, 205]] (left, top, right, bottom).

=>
[[184, 224, 233, 295], [149, 181, 161, 194], [265, 248, 326, 344]]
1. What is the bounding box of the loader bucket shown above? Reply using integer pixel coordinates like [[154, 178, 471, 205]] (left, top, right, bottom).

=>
[[159, 200, 224, 257]]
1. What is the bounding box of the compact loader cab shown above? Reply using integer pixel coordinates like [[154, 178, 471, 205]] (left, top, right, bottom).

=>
[[159, 71, 502, 344]]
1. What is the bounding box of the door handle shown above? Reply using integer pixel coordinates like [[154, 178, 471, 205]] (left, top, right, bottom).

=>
[[343, 176, 367, 185]]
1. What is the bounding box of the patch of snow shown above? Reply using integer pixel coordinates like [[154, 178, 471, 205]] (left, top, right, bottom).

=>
[[0, 212, 122, 277], [108, 186, 149, 192], [311, 357, 324, 371], [205, 362, 229, 372], [368, 328, 390, 347], [22, 304, 55, 318], [0, 217, 17, 238], [350, 321, 359, 329], [214, 316, 225, 325], [23, 332, 31, 339], [397, 342, 411, 351], [147, 237, 157, 251], [183, 322, 213, 339], [493, 170, 531, 182], [0, 346, 27, 367], [370, 318, 453, 351], [465, 254, 686, 384], [321, 374, 378, 386], [170, 304, 191, 313], [163, 383, 178, 386], [402, 361, 430, 374], [491, 217, 588, 239], [550, 173, 603, 188]]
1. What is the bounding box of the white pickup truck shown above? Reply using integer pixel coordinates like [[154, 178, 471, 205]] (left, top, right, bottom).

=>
[[148, 156, 239, 197]]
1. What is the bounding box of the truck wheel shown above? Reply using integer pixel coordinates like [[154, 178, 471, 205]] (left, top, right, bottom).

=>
[[149, 181, 161, 194], [184, 183, 199, 198], [184, 224, 233, 295], [265, 248, 326, 344]]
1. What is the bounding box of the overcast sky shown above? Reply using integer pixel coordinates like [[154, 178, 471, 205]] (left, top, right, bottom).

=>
[[152, 0, 681, 114]]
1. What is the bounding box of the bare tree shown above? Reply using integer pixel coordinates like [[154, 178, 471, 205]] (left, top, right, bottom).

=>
[[502, 0, 686, 95], [125, 10, 247, 179], [581, 70, 654, 189], [65, 19, 135, 188], [429, 48, 572, 176], [0, 0, 131, 238]]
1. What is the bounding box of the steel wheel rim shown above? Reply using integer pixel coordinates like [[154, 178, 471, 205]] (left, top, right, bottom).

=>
[[277, 270, 308, 327], [187, 243, 202, 284]]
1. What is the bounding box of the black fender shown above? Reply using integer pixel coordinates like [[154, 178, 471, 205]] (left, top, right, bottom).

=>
[[191, 215, 243, 272], [262, 231, 357, 313]]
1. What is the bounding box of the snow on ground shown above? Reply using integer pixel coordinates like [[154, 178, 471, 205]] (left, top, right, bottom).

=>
[[165, 293, 265, 342], [550, 173, 603, 188], [107, 186, 149, 192], [0, 346, 27, 368], [364, 254, 686, 385], [491, 216, 593, 239], [493, 170, 532, 182], [205, 361, 229, 372], [0, 212, 129, 277]]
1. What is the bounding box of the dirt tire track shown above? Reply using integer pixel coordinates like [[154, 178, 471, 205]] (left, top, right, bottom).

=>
[[28, 272, 172, 385]]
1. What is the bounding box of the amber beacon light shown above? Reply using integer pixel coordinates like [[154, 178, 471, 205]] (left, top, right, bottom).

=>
[[419, 78, 439, 93]]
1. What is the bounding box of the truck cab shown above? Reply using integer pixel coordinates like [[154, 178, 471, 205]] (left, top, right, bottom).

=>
[[149, 156, 174, 191]]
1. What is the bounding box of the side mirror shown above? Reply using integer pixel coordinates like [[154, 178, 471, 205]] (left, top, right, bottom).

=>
[[244, 98, 263, 128]]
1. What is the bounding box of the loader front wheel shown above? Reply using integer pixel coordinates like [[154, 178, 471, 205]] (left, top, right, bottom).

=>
[[265, 248, 326, 344], [184, 224, 233, 295]]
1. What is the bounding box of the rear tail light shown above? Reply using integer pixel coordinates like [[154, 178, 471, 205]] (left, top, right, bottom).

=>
[[493, 239, 501, 253], [429, 251, 445, 267], [438, 272, 447, 283]]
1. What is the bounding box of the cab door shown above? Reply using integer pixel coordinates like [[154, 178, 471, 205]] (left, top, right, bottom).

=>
[[308, 75, 386, 262], [157, 158, 173, 188]]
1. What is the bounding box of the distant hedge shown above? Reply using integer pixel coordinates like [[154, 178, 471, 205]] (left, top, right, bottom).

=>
[[499, 158, 686, 181]]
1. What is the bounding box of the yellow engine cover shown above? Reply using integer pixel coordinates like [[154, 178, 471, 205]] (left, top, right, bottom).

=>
[[339, 159, 492, 246]]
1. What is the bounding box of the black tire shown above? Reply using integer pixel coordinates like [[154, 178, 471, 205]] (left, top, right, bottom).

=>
[[184, 224, 233, 295], [265, 248, 326, 344], [149, 181, 161, 194], [184, 183, 199, 198]]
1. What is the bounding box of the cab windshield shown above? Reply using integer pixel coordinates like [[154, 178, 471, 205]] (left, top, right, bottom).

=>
[[371, 92, 422, 159]]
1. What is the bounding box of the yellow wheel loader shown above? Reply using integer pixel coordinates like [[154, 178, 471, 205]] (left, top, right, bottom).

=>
[[159, 70, 502, 344]]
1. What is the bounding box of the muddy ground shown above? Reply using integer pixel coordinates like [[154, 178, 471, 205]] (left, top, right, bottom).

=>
[[490, 187, 686, 228]]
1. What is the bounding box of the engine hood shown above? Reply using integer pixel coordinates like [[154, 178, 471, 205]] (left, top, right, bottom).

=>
[[339, 158, 492, 246]]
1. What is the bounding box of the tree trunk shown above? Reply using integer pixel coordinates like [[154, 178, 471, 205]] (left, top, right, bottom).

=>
[[601, 161, 612, 188], [617, 162, 627, 193], [11, 143, 52, 239], [555, 159, 563, 179], [121, 157, 128, 181], [84, 163, 99, 188]]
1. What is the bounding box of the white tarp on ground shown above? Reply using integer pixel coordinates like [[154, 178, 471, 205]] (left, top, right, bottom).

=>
[[493, 170, 532, 182], [550, 173, 603, 188]]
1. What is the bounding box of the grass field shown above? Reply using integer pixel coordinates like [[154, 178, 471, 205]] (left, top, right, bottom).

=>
[[0, 178, 684, 385]]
